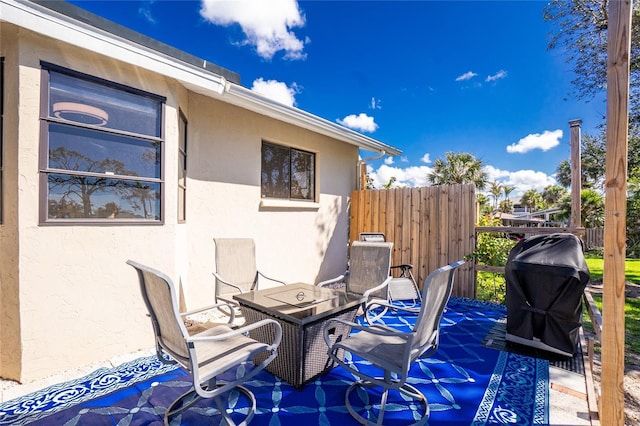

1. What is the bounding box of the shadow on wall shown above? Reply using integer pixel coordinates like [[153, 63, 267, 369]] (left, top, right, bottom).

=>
[[313, 196, 349, 284]]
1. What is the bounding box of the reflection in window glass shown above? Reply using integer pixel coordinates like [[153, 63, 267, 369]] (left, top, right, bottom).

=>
[[41, 64, 164, 223], [47, 174, 160, 219], [49, 71, 161, 137], [261, 141, 315, 201], [48, 124, 160, 177]]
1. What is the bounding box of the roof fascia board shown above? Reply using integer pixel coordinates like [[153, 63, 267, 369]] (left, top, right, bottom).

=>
[[1, 0, 226, 97], [223, 83, 402, 156]]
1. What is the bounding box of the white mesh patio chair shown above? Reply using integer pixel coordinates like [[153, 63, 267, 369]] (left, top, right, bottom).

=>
[[323, 260, 465, 426], [127, 260, 282, 426], [360, 232, 422, 308], [213, 238, 286, 315], [318, 240, 393, 323]]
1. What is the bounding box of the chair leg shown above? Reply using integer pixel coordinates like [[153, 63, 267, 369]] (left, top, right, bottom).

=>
[[164, 383, 257, 426], [345, 380, 430, 426]]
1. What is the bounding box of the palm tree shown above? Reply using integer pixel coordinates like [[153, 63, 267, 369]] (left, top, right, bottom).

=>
[[427, 152, 488, 190], [501, 184, 515, 212], [488, 181, 503, 211], [519, 189, 543, 212], [541, 185, 567, 208], [557, 189, 604, 227]]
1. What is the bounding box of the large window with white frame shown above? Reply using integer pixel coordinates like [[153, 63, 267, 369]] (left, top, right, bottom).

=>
[[40, 63, 165, 223], [261, 141, 315, 201]]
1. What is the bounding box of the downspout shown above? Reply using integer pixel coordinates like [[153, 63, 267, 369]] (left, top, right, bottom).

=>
[[357, 151, 386, 190]]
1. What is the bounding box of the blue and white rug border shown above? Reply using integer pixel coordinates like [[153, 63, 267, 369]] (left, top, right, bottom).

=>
[[0, 355, 178, 426]]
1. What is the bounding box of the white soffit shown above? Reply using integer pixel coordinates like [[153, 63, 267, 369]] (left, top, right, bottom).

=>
[[1, 0, 401, 156]]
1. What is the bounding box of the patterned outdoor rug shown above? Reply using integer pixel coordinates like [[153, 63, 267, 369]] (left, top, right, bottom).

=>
[[0, 297, 549, 425]]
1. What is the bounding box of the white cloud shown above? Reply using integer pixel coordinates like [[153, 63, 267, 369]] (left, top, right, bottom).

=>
[[250, 78, 299, 106], [483, 165, 557, 199], [506, 129, 563, 153], [456, 71, 478, 81], [200, 0, 307, 60], [486, 70, 507, 82], [400, 156, 409, 163], [365, 162, 557, 200], [337, 113, 379, 133], [138, 1, 157, 24], [421, 153, 431, 164], [384, 157, 394, 165], [367, 164, 433, 188], [369, 97, 382, 110]]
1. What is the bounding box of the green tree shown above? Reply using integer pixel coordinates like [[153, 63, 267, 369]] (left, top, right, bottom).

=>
[[558, 189, 605, 228], [556, 160, 571, 188], [476, 193, 491, 216], [488, 181, 503, 211], [382, 176, 397, 189], [542, 185, 568, 208], [499, 199, 514, 214], [428, 152, 488, 190], [544, 1, 640, 123], [501, 185, 516, 213], [519, 189, 544, 212]]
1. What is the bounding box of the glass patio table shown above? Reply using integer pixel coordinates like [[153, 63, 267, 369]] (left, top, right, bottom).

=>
[[233, 282, 364, 389]]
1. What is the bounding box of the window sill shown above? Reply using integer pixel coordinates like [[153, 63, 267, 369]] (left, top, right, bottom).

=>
[[259, 199, 320, 210]]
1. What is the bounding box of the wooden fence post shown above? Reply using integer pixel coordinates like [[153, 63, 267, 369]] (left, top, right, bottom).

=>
[[601, 0, 632, 424]]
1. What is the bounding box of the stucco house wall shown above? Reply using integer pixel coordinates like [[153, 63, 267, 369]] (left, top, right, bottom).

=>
[[0, 1, 399, 383]]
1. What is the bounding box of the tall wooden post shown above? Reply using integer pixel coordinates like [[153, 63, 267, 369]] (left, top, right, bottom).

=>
[[601, 0, 632, 424], [569, 119, 582, 227]]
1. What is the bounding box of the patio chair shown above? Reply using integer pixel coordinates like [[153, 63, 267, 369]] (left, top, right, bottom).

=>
[[317, 240, 393, 323], [359, 232, 421, 307], [322, 259, 465, 426], [127, 260, 282, 426], [213, 238, 286, 314]]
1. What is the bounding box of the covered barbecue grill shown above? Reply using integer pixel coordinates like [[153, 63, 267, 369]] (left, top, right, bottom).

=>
[[505, 233, 590, 357]]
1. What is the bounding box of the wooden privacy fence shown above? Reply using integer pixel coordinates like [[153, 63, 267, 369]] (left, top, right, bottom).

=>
[[585, 228, 604, 249], [350, 184, 476, 298]]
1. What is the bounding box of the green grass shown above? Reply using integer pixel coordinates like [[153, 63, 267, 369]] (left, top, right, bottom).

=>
[[584, 253, 640, 360], [584, 253, 640, 284]]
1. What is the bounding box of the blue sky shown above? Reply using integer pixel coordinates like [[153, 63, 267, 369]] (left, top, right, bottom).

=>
[[67, 0, 607, 199]]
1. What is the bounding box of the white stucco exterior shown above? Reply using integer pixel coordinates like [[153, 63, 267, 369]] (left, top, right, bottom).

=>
[[0, 0, 400, 382]]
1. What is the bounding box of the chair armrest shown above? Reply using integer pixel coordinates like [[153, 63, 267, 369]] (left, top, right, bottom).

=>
[[361, 276, 392, 299], [317, 273, 347, 287], [189, 318, 283, 348], [322, 317, 410, 348], [390, 264, 413, 270], [257, 271, 287, 286], [180, 302, 236, 324], [212, 272, 245, 293], [365, 299, 418, 315]]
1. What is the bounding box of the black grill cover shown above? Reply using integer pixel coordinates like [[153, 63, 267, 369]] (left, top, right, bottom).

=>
[[505, 233, 590, 356]]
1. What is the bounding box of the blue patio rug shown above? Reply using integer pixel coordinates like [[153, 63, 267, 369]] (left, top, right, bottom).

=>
[[0, 297, 549, 425]]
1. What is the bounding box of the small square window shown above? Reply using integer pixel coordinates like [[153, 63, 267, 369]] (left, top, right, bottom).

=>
[[261, 141, 315, 201]]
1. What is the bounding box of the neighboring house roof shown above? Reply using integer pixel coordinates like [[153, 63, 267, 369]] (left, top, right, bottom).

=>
[[2, 0, 402, 157]]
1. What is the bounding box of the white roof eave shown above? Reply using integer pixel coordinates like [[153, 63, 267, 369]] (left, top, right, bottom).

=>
[[2, 0, 401, 156]]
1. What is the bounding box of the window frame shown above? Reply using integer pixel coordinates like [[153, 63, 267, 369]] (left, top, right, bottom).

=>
[[178, 109, 187, 223], [39, 62, 166, 225], [261, 140, 316, 203]]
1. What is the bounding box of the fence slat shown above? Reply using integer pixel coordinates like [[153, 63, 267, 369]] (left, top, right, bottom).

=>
[[350, 184, 475, 296]]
